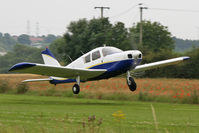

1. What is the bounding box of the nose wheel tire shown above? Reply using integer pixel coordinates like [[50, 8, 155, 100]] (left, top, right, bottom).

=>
[[127, 77, 137, 91], [72, 84, 80, 94]]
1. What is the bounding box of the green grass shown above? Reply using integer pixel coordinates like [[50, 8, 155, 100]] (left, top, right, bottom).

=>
[[0, 94, 199, 133]]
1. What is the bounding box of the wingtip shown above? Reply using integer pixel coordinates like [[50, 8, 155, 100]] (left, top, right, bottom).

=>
[[9, 62, 36, 72], [183, 56, 190, 60]]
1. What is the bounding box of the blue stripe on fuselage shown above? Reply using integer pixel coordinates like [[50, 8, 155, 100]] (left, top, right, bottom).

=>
[[49, 59, 142, 84], [88, 59, 135, 80]]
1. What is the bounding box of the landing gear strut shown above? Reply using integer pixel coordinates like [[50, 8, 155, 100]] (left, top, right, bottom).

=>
[[127, 71, 137, 91], [72, 76, 80, 94]]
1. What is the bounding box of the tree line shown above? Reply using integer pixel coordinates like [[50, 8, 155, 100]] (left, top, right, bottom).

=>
[[0, 33, 60, 52], [173, 37, 199, 52], [0, 18, 199, 78]]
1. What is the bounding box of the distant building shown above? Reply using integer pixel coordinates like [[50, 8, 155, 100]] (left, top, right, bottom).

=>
[[29, 36, 44, 48], [29, 36, 44, 43]]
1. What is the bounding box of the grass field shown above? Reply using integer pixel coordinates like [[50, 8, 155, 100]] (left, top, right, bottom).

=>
[[0, 94, 199, 133], [0, 74, 199, 132]]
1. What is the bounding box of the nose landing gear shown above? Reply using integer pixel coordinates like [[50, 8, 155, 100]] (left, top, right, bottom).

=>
[[127, 71, 137, 91]]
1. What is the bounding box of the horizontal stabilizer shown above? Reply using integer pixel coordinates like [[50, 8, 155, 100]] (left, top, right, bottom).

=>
[[23, 78, 52, 82], [132, 56, 190, 73]]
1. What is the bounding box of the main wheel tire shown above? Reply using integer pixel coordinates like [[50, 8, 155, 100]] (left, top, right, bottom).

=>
[[72, 84, 80, 94], [127, 77, 137, 91]]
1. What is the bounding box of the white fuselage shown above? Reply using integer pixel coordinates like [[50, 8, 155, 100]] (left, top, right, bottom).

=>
[[49, 46, 142, 83], [67, 46, 142, 70]]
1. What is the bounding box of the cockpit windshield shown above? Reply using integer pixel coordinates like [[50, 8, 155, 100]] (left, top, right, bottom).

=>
[[102, 47, 123, 57]]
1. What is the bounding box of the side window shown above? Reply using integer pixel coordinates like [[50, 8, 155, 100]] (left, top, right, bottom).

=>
[[102, 48, 109, 57], [92, 51, 101, 61], [84, 54, 91, 63]]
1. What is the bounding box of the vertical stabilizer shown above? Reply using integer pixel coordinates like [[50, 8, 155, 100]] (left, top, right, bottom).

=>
[[41, 48, 60, 66]]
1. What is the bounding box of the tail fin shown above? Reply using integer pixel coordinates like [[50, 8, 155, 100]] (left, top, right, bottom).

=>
[[41, 48, 60, 66]]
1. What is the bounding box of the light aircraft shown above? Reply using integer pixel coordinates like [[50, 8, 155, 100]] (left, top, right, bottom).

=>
[[9, 46, 190, 94]]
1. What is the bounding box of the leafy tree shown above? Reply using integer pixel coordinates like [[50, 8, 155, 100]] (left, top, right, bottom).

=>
[[0, 33, 17, 51], [106, 22, 130, 50], [130, 21, 174, 52], [178, 48, 199, 78], [17, 34, 31, 45], [86, 18, 113, 50], [44, 34, 57, 43], [0, 32, 2, 39], [2, 33, 17, 46], [173, 37, 199, 53], [49, 38, 67, 65]]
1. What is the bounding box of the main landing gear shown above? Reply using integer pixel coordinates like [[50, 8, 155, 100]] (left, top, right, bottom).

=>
[[72, 84, 80, 94], [72, 76, 80, 94], [127, 71, 137, 91], [72, 72, 137, 94]]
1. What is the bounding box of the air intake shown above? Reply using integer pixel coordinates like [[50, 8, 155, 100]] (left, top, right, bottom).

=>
[[138, 54, 142, 59], [128, 54, 133, 59]]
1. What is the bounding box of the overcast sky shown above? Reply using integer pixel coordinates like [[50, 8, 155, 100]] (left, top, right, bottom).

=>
[[0, 0, 199, 40]]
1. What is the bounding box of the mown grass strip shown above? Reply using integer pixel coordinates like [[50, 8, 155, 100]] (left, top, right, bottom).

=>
[[0, 94, 199, 133]]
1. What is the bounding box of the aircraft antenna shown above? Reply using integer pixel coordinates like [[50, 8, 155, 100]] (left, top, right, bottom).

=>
[[67, 55, 73, 62], [80, 51, 84, 55]]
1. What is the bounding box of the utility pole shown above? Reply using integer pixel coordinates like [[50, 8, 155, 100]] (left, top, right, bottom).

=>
[[94, 6, 110, 18], [139, 6, 148, 47]]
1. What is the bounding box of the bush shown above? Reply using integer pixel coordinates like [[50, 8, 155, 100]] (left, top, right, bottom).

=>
[[191, 89, 199, 104], [45, 87, 56, 96], [138, 91, 146, 101], [16, 83, 29, 94], [0, 80, 10, 93]]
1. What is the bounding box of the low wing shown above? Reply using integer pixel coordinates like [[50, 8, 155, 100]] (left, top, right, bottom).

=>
[[132, 56, 190, 73], [9, 62, 106, 80]]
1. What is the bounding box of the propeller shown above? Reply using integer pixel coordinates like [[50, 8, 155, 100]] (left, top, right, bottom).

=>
[[129, 32, 139, 50], [129, 32, 146, 77]]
